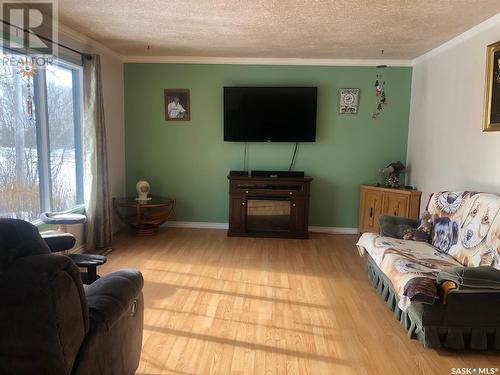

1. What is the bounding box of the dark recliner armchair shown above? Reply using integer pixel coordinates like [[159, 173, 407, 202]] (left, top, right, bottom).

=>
[[0, 218, 144, 375]]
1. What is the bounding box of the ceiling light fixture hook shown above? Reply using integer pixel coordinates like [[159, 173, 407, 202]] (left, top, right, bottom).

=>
[[376, 49, 387, 69]]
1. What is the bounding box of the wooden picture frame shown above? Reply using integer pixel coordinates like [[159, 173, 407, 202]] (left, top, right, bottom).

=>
[[164, 89, 190, 121], [483, 41, 500, 131]]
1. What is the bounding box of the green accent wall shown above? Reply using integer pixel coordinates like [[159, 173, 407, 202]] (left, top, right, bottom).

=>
[[124, 63, 412, 228]]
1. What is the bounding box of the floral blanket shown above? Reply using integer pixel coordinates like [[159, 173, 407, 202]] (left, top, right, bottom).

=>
[[357, 233, 462, 311]]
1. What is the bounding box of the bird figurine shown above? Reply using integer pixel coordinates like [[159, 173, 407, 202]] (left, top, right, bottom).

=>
[[382, 161, 406, 188]]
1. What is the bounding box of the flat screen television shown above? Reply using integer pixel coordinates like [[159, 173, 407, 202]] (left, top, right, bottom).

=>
[[224, 87, 317, 142]]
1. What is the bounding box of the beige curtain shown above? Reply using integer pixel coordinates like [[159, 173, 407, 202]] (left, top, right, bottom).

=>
[[83, 55, 112, 250]]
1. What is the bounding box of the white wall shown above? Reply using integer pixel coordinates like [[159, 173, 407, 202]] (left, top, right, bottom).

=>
[[407, 14, 500, 209]]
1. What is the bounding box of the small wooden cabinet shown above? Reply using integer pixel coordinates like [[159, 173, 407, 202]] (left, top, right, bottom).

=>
[[358, 185, 421, 234]]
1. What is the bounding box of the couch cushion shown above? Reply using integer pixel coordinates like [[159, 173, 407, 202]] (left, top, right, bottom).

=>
[[427, 192, 500, 269], [357, 233, 462, 311], [379, 215, 420, 239]]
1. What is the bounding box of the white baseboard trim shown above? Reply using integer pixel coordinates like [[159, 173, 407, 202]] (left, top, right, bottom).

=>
[[308, 226, 358, 235], [164, 221, 229, 229], [163, 221, 358, 235]]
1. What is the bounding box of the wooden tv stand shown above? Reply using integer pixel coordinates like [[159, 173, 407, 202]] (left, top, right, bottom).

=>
[[227, 175, 312, 239]]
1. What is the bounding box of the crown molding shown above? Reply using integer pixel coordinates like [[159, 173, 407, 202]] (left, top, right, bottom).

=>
[[412, 12, 500, 66], [57, 22, 123, 61], [122, 55, 413, 67]]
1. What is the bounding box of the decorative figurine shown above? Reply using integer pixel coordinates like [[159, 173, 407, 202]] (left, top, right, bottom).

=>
[[382, 161, 406, 188], [136, 180, 151, 201]]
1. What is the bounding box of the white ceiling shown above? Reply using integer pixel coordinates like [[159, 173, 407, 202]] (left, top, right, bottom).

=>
[[58, 0, 500, 59]]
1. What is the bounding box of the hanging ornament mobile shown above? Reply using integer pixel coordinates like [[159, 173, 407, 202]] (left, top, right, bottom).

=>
[[17, 54, 36, 122], [372, 50, 389, 120], [26, 79, 33, 119]]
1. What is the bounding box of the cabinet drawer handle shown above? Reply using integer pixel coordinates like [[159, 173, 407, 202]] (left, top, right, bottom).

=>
[[369, 208, 373, 218], [292, 203, 296, 207], [394, 211, 397, 216], [245, 190, 249, 194], [242, 202, 246, 206], [289, 192, 293, 195]]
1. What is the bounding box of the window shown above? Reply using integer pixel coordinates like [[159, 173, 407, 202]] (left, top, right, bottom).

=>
[[0, 51, 83, 221]]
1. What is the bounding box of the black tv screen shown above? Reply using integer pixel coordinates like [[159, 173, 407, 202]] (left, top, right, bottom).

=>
[[224, 87, 317, 142]]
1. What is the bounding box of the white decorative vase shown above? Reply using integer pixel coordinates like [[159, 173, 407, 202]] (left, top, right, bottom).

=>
[[136, 180, 150, 201]]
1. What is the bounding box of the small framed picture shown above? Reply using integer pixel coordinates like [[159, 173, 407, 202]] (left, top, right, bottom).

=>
[[483, 41, 500, 131], [339, 88, 360, 114], [164, 89, 190, 121]]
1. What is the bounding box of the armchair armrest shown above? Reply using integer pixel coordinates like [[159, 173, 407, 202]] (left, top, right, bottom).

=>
[[437, 266, 500, 290], [378, 215, 420, 238], [85, 269, 144, 330], [40, 230, 76, 252], [438, 288, 500, 327], [434, 267, 500, 327]]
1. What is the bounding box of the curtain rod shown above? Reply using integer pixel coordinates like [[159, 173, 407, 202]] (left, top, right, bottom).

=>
[[1, 20, 92, 59]]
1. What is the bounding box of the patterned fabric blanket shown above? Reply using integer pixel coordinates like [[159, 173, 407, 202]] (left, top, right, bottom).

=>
[[357, 233, 462, 311], [428, 192, 500, 269]]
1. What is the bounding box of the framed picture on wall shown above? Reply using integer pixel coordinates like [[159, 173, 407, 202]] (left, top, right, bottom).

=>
[[483, 41, 500, 131], [164, 89, 190, 121], [339, 88, 360, 114]]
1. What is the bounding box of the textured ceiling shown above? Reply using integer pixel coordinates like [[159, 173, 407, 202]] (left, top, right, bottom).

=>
[[58, 0, 500, 59]]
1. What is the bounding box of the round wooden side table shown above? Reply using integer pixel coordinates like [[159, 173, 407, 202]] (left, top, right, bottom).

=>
[[113, 196, 176, 236]]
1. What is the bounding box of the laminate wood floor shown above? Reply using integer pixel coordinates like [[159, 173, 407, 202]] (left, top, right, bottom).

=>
[[102, 228, 500, 375]]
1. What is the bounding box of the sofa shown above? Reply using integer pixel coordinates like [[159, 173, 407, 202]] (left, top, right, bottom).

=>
[[357, 191, 500, 350], [0, 218, 145, 374]]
